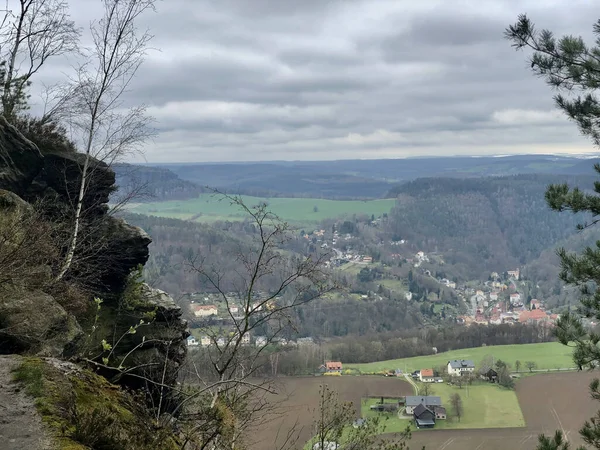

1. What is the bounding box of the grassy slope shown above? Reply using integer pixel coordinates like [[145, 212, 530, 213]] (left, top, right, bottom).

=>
[[346, 342, 574, 373], [129, 194, 396, 225]]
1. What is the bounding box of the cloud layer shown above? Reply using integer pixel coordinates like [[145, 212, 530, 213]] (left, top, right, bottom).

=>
[[35, 0, 600, 161]]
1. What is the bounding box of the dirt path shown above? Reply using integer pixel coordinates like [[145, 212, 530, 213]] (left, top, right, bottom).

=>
[[403, 374, 419, 394], [0, 355, 54, 450]]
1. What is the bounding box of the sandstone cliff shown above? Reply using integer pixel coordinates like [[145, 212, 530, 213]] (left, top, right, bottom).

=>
[[0, 116, 188, 448]]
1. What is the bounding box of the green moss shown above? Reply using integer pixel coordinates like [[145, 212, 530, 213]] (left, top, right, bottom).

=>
[[12, 358, 179, 450]]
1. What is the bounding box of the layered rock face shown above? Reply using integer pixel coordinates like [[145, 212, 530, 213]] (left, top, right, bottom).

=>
[[0, 116, 187, 408]]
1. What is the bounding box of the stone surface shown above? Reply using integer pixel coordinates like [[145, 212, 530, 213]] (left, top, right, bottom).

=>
[[0, 356, 54, 450], [0, 290, 83, 356], [91, 217, 152, 294], [108, 284, 188, 412], [41, 151, 115, 217], [0, 118, 187, 415], [0, 116, 44, 197], [0, 189, 32, 213]]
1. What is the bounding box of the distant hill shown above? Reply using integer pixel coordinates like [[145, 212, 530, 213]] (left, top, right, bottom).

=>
[[112, 163, 204, 202], [384, 174, 596, 279], [144, 155, 600, 199]]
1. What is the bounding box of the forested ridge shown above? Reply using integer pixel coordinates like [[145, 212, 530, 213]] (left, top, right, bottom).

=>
[[385, 175, 594, 278]]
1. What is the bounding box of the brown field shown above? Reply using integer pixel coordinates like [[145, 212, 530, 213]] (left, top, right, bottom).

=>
[[246, 376, 413, 450], [246, 372, 600, 450]]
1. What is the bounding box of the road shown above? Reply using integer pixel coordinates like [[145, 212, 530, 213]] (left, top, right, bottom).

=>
[[403, 374, 419, 395]]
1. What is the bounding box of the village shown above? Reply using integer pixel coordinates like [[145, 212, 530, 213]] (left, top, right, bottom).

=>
[[181, 222, 563, 351]]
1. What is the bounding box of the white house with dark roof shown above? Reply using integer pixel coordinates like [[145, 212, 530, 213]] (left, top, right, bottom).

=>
[[404, 396, 442, 415], [447, 360, 475, 376]]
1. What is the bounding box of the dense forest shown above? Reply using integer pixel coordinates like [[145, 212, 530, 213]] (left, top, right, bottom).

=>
[[385, 175, 594, 279]]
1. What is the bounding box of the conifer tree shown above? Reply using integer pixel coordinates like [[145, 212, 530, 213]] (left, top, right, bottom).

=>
[[507, 14, 600, 450]]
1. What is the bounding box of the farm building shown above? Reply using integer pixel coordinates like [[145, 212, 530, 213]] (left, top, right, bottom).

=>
[[404, 396, 442, 414], [419, 368, 435, 382], [482, 368, 498, 382], [413, 404, 435, 428], [447, 359, 475, 376], [433, 406, 447, 420]]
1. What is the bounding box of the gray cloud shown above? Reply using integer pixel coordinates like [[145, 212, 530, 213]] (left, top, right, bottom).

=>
[[29, 0, 600, 161]]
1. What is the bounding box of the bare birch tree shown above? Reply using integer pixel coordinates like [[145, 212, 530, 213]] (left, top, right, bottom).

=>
[[0, 0, 80, 120], [56, 0, 156, 281], [180, 194, 337, 449]]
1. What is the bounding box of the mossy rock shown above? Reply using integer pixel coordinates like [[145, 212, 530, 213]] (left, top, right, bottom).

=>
[[12, 358, 180, 450]]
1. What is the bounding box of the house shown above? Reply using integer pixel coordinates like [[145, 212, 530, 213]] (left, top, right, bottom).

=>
[[325, 361, 343, 374], [297, 337, 315, 346], [483, 368, 498, 382], [404, 396, 442, 414], [186, 336, 199, 347], [433, 406, 447, 420], [228, 305, 239, 315], [448, 281, 456, 289], [509, 293, 522, 306], [476, 290, 484, 297], [507, 269, 520, 280], [419, 368, 435, 383], [519, 309, 549, 324], [255, 336, 268, 347], [362, 256, 373, 263], [200, 336, 211, 347], [192, 304, 218, 317], [413, 404, 436, 428], [490, 315, 502, 325], [530, 299, 542, 310], [447, 360, 475, 376], [405, 292, 413, 301], [216, 337, 226, 347], [490, 292, 499, 301]]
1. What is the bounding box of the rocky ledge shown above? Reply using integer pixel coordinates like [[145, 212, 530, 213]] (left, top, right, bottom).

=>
[[0, 115, 187, 410]]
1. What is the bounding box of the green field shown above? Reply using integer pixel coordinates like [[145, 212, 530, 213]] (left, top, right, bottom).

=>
[[346, 342, 574, 373], [359, 381, 525, 430], [420, 382, 524, 429], [129, 194, 396, 225]]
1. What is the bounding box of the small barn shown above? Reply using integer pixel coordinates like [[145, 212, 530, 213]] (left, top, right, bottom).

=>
[[483, 368, 498, 382], [413, 404, 435, 428], [433, 406, 447, 420]]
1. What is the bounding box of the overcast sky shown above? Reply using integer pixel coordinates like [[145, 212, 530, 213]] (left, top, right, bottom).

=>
[[35, 0, 600, 162]]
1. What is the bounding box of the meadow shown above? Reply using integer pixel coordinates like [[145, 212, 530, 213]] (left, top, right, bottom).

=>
[[129, 194, 396, 225], [360, 381, 525, 431], [345, 342, 574, 373]]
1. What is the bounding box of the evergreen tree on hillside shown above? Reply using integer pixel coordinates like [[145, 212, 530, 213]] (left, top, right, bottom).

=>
[[507, 14, 600, 450]]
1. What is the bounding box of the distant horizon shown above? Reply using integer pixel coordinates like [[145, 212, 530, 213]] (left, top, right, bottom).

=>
[[129, 152, 600, 166]]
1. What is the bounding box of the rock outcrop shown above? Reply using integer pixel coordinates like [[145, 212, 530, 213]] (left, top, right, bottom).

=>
[[0, 116, 43, 198], [0, 290, 83, 356], [0, 117, 186, 411]]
